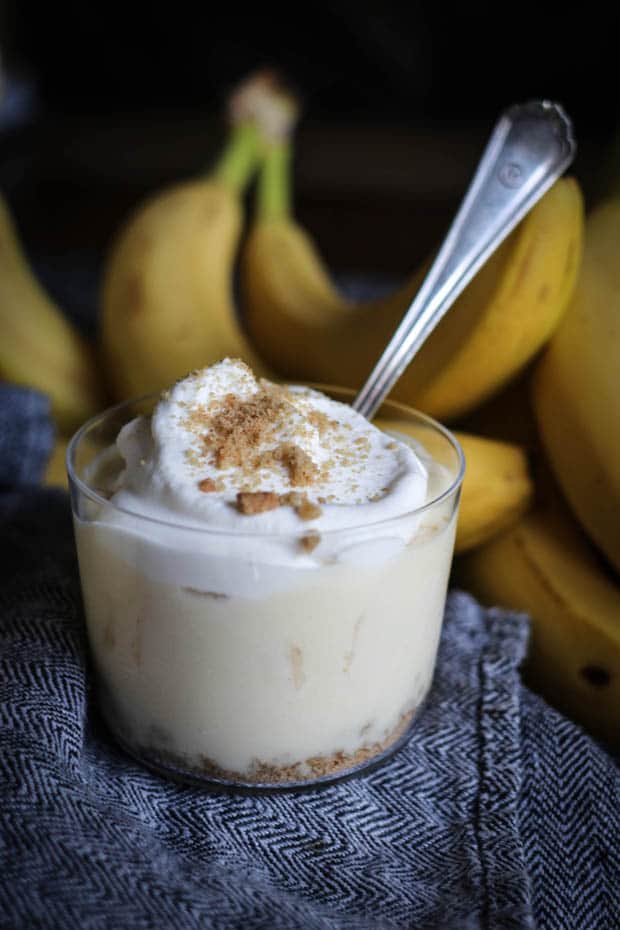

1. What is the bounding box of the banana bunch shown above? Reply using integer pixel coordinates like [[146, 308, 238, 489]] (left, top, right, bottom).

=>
[[0, 193, 105, 433], [240, 133, 583, 422], [532, 197, 620, 574], [454, 197, 620, 748], [457, 483, 620, 747]]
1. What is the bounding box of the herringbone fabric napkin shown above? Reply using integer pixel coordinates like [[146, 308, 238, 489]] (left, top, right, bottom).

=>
[[1, 385, 619, 930]]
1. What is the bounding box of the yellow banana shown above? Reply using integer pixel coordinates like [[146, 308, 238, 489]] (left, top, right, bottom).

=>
[[456, 363, 541, 451], [44, 438, 69, 489], [100, 119, 267, 402], [0, 193, 105, 433], [532, 197, 620, 572], [453, 432, 534, 553], [376, 418, 533, 554], [241, 139, 583, 422], [457, 489, 620, 748]]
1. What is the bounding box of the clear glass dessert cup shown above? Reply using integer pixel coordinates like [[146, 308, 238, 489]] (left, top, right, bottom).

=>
[[67, 387, 464, 791]]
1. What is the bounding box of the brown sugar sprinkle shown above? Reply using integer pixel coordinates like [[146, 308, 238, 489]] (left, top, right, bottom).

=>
[[236, 491, 281, 514], [197, 477, 217, 493], [258, 378, 300, 404], [300, 533, 321, 552], [308, 410, 338, 436]]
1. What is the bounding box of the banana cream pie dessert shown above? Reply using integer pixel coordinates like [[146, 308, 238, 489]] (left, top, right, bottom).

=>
[[72, 359, 461, 786]]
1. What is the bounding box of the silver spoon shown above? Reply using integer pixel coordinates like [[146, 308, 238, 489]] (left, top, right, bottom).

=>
[[352, 100, 576, 420]]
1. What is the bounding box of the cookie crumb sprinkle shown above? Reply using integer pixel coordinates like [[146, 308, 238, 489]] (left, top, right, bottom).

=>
[[236, 491, 281, 514], [300, 533, 321, 552]]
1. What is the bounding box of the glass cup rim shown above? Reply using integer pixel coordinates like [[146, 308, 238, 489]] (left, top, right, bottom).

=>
[[66, 386, 465, 540]]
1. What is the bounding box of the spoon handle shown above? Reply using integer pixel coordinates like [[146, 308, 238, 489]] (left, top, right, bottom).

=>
[[352, 100, 576, 420]]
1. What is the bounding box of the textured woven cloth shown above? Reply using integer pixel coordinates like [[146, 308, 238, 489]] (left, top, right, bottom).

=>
[[1, 385, 619, 930]]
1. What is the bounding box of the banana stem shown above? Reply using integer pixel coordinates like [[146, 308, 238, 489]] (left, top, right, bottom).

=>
[[212, 121, 260, 193], [257, 140, 292, 220]]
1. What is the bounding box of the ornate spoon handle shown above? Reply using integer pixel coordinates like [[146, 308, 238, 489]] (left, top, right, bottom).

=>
[[352, 100, 576, 420]]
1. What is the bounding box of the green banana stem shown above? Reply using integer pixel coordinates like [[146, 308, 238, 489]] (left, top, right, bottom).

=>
[[212, 121, 261, 193], [256, 140, 292, 220]]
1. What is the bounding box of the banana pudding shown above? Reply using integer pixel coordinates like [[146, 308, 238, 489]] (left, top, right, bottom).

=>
[[69, 359, 463, 787]]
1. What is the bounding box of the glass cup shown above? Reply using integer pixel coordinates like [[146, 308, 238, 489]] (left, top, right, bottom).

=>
[[67, 388, 464, 791]]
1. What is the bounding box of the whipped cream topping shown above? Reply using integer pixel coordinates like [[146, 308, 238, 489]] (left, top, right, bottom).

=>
[[111, 359, 429, 535]]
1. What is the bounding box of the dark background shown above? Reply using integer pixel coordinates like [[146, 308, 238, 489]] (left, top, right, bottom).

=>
[[0, 3, 617, 331], [2, 5, 614, 132]]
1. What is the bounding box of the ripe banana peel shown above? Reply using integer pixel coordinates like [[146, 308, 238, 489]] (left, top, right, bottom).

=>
[[0, 193, 105, 434], [532, 197, 620, 572], [457, 491, 620, 748], [456, 363, 540, 451], [101, 121, 268, 402], [376, 418, 533, 554], [453, 433, 534, 553], [241, 139, 584, 422]]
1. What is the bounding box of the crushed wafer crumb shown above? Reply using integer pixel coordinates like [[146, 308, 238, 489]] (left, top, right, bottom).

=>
[[182, 380, 322, 488], [236, 491, 280, 514], [171, 365, 400, 514], [300, 533, 321, 552], [133, 707, 417, 785], [294, 497, 322, 520], [235, 488, 323, 521], [276, 442, 319, 486], [280, 491, 322, 520], [193, 388, 291, 470], [251, 443, 318, 486]]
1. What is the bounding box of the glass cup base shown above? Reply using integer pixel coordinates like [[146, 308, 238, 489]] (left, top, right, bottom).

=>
[[100, 700, 427, 794]]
